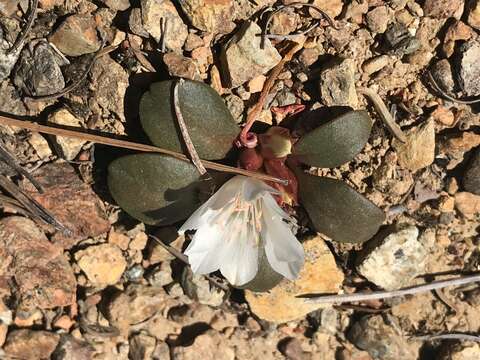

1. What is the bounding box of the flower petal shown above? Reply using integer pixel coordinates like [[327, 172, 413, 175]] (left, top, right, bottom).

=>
[[217, 205, 259, 285], [262, 199, 304, 280], [219, 237, 259, 286], [184, 225, 223, 274]]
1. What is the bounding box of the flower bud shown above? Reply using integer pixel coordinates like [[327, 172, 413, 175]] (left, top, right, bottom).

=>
[[239, 148, 264, 171], [259, 127, 293, 160]]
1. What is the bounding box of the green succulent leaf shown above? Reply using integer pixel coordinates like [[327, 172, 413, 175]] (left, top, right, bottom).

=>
[[108, 154, 204, 225], [298, 172, 385, 244], [292, 110, 372, 168], [140, 79, 239, 160]]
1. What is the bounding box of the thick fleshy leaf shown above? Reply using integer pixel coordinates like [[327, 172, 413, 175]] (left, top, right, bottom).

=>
[[140, 79, 239, 160], [292, 110, 372, 168], [298, 172, 385, 244], [107, 154, 204, 225]]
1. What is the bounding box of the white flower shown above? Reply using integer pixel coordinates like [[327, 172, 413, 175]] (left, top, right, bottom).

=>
[[179, 175, 305, 286]]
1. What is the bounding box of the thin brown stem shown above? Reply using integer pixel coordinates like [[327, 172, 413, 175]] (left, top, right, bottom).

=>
[[25, 44, 117, 102], [0, 115, 288, 185], [260, 2, 337, 49], [412, 333, 480, 343], [239, 41, 303, 146], [8, 0, 38, 54], [149, 235, 230, 292], [303, 273, 480, 304], [357, 87, 407, 143], [427, 71, 480, 105], [173, 79, 207, 175]]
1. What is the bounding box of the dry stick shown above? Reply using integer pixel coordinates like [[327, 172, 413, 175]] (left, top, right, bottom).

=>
[[149, 235, 230, 292], [159, 17, 168, 53], [0, 141, 44, 193], [0, 173, 71, 234], [25, 44, 117, 102], [128, 34, 156, 72], [260, 2, 337, 49], [357, 87, 407, 143], [8, 0, 38, 54], [173, 79, 207, 175], [427, 71, 480, 105], [0, 115, 288, 185], [412, 333, 480, 343], [239, 41, 304, 146], [303, 273, 480, 304]]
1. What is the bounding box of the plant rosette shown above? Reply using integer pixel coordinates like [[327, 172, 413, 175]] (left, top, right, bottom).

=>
[[108, 79, 385, 292]]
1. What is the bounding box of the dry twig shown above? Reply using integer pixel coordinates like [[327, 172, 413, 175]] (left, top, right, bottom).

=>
[[303, 273, 480, 304], [239, 41, 304, 147], [0, 173, 70, 234], [260, 2, 337, 48], [427, 71, 480, 105], [128, 34, 156, 72], [357, 87, 407, 143], [25, 44, 117, 102], [0, 114, 288, 185], [412, 333, 480, 343], [149, 235, 230, 292], [173, 79, 208, 176], [0, 140, 43, 192], [8, 0, 38, 54]]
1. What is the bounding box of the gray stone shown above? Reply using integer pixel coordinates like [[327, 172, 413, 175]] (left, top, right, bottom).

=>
[[468, 0, 480, 29], [129, 332, 157, 360], [0, 35, 22, 81], [423, 0, 464, 19], [4, 330, 60, 360], [0, 0, 19, 16], [319, 58, 358, 108], [141, 0, 187, 52], [0, 81, 27, 115], [392, 119, 435, 172], [438, 342, 480, 360], [129, 7, 150, 38], [181, 267, 226, 307], [49, 14, 101, 57], [101, 0, 130, 11], [348, 316, 419, 360], [384, 23, 420, 56], [51, 335, 95, 360], [362, 55, 391, 75], [464, 148, 480, 195], [221, 21, 281, 87], [13, 41, 66, 97], [147, 262, 173, 287], [457, 40, 480, 96], [357, 226, 427, 291], [431, 59, 455, 93], [275, 89, 297, 107], [48, 109, 87, 160], [366, 5, 391, 33], [163, 52, 199, 80], [223, 94, 244, 123], [90, 55, 129, 122]]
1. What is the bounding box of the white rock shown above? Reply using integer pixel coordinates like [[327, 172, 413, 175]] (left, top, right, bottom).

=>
[[28, 133, 52, 159], [48, 109, 86, 160], [221, 21, 281, 87], [357, 226, 427, 291], [141, 0, 187, 52]]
